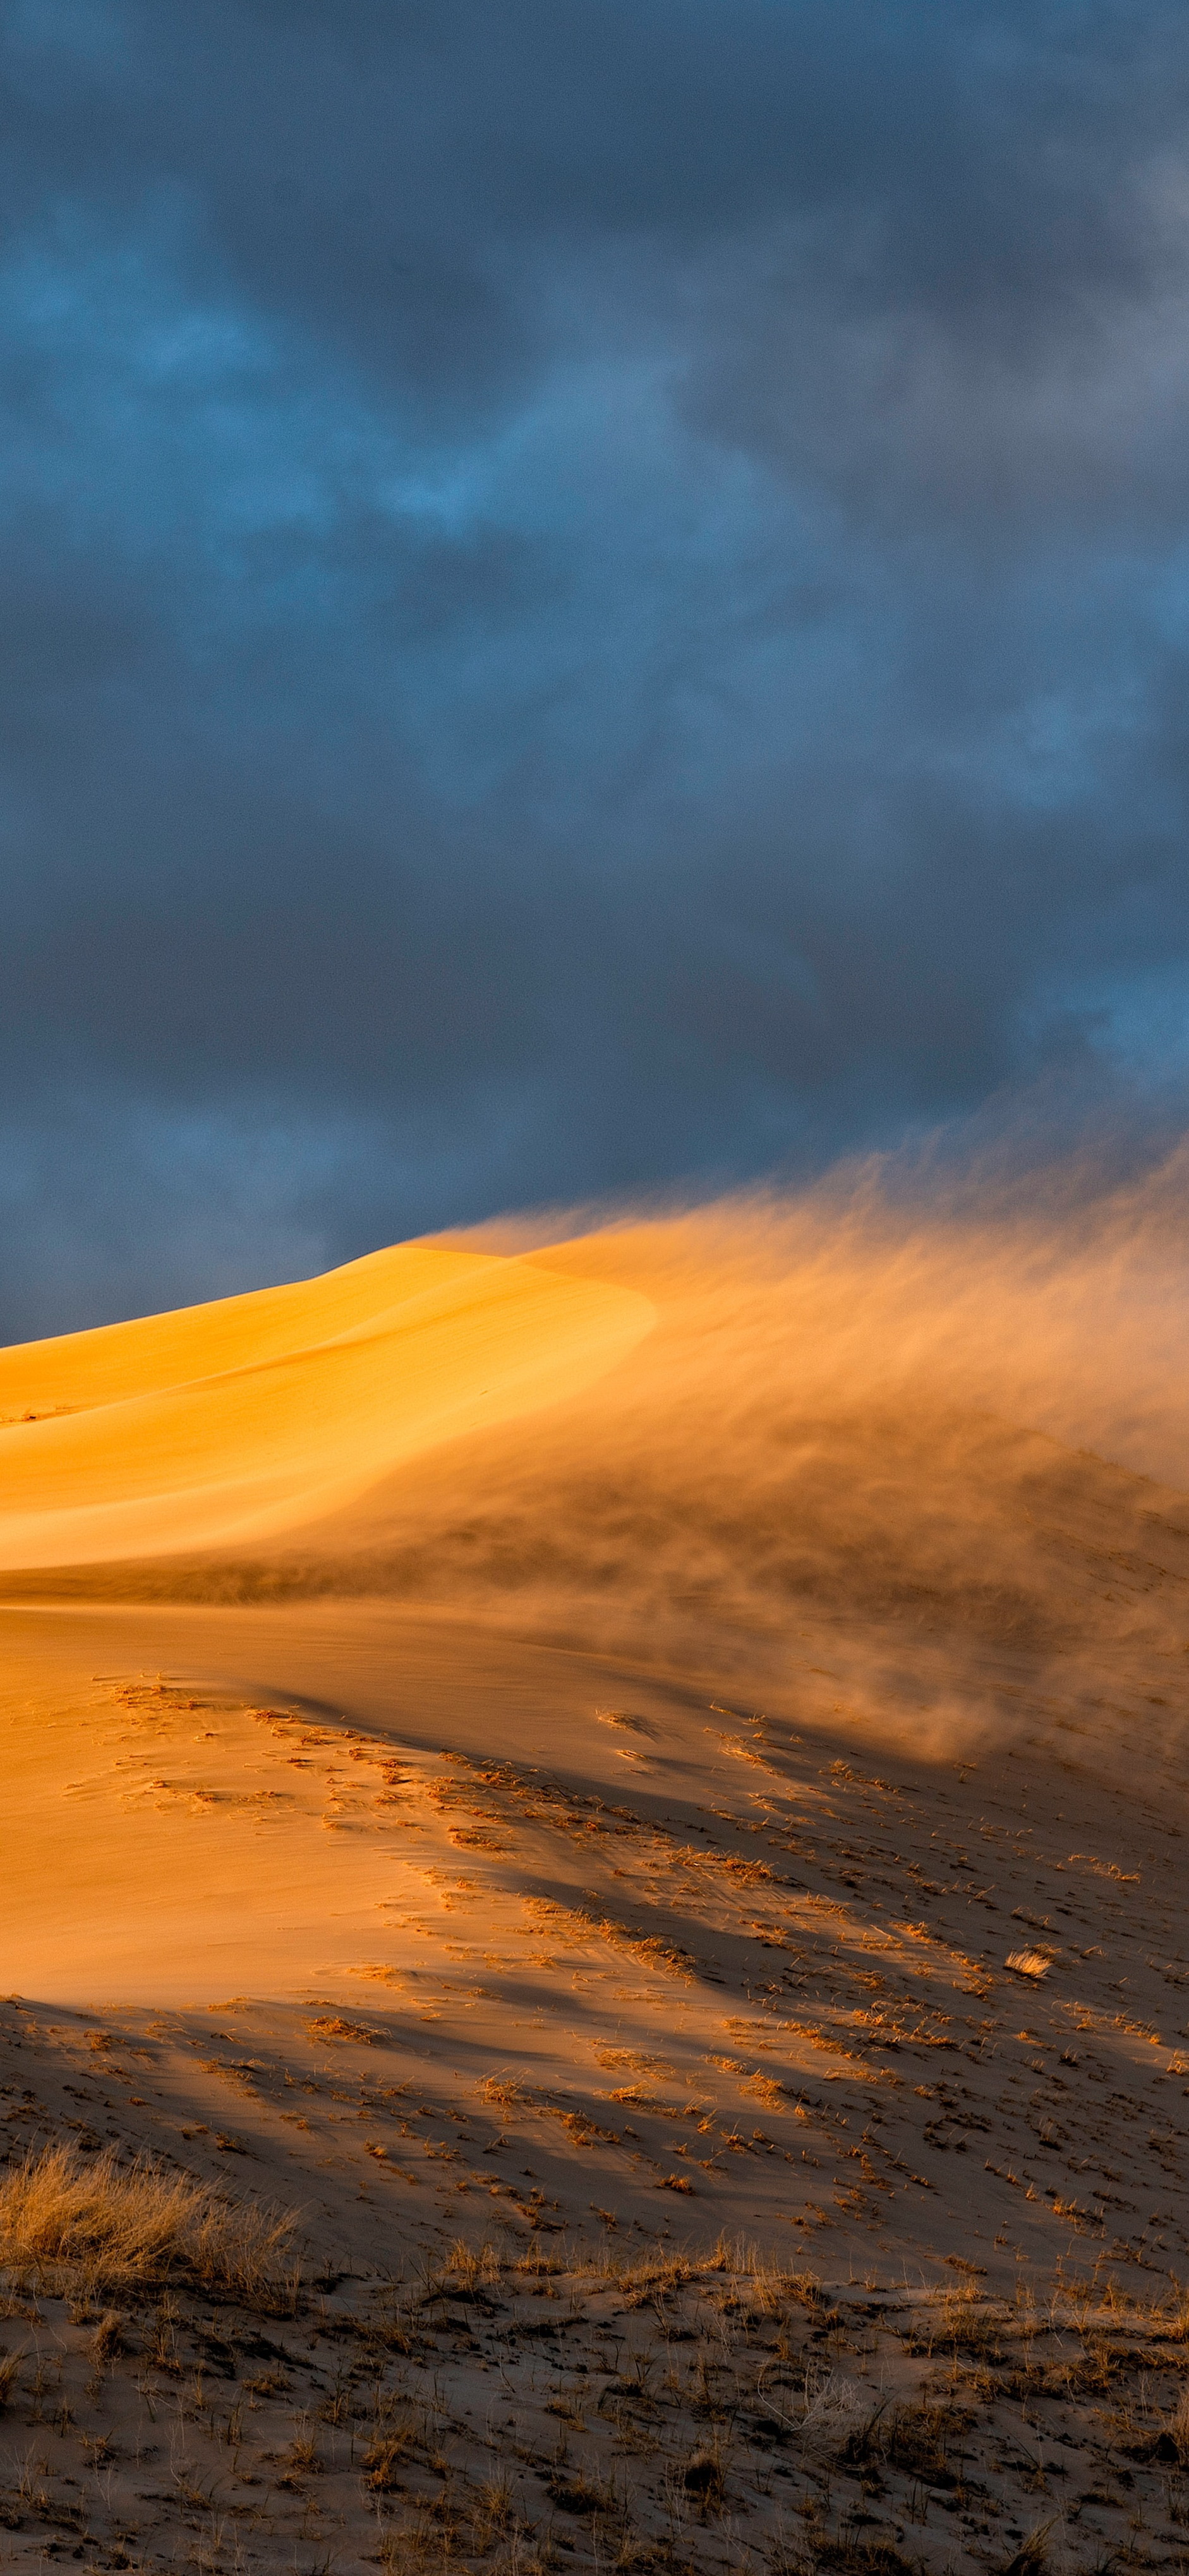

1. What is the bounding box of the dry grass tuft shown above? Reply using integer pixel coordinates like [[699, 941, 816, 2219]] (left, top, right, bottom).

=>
[[480, 2073, 529, 2110], [681, 2447, 726, 2505], [1005, 1949, 1051, 1980], [801, 2366, 879, 2460], [998, 2523, 1057, 2575], [305, 2014, 382, 2043], [363, 2425, 414, 2491], [442, 2237, 501, 2293], [0, 2142, 297, 2302], [1173, 2378, 1189, 2465]]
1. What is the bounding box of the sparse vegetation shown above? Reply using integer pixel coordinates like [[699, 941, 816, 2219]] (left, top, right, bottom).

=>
[[1005, 1949, 1051, 1980], [1, 1622, 1186, 2570], [0, 2159, 1184, 2568], [0, 2141, 296, 2300]]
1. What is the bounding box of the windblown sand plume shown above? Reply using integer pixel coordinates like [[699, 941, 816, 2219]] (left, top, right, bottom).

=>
[[7, 1156, 1189, 1762], [1, 1157, 1189, 2568]]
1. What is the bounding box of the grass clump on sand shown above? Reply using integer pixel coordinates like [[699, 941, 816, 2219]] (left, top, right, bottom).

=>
[[0, 2141, 296, 2302]]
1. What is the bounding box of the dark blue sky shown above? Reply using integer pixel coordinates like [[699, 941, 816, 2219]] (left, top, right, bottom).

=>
[[4, 0, 1189, 1335]]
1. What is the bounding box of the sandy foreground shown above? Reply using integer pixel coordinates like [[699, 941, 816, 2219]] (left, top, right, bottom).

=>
[[1, 1209, 1188, 2572]]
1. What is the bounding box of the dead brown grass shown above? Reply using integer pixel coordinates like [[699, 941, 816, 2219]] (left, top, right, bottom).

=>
[[0, 2142, 297, 2301]]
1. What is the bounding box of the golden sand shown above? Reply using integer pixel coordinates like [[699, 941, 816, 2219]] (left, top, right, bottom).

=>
[[1, 1177, 1187, 2566]]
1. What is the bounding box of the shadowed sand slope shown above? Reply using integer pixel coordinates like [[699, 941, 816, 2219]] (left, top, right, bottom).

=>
[[3, 1192, 1189, 2565], [2, 1604, 1189, 2570]]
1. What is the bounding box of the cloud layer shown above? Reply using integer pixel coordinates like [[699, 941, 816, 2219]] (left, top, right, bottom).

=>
[[3, 0, 1189, 1333]]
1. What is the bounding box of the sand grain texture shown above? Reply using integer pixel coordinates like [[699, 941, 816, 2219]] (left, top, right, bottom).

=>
[[1, 1190, 1188, 2569]]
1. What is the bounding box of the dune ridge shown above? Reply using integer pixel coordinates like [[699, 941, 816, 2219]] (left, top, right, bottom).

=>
[[3, 1171, 1189, 2567], [0, 1238, 653, 1571], [8, 1165, 1188, 1786]]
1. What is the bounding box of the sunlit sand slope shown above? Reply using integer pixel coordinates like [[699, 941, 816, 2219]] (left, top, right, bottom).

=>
[[2, 1184, 1189, 2573], [0, 1243, 654, 1570]]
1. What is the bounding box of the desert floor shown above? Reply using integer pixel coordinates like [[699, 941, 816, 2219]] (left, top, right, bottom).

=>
[[1, 1217, 1188, 2570]]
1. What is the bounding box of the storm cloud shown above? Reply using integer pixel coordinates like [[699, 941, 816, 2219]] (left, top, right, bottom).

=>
[[3, 0, 1189, 1334]]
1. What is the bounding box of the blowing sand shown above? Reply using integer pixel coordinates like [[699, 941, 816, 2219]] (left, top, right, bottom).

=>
[[1, 1177, 1188, 2571]]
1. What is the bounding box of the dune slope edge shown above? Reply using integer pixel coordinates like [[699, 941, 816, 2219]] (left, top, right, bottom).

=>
[[1, 1195, 1188, 2569], [0, 1240, 655, 1571]]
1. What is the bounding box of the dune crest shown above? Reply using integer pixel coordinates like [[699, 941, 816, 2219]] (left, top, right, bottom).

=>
[[3, 1173, 1189, 2572], [4, 1167, 1189, 1790], [0, 1239, 654, 1570]]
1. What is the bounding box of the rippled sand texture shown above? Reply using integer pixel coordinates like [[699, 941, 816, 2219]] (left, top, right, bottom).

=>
[[1, 1172, 1188, 2567]]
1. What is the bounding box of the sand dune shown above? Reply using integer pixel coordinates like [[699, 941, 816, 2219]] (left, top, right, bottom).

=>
[[0, 1239, 653, 1570], [12, 1183, 1184, 1793], [3, 1183, 1189, 2568]]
